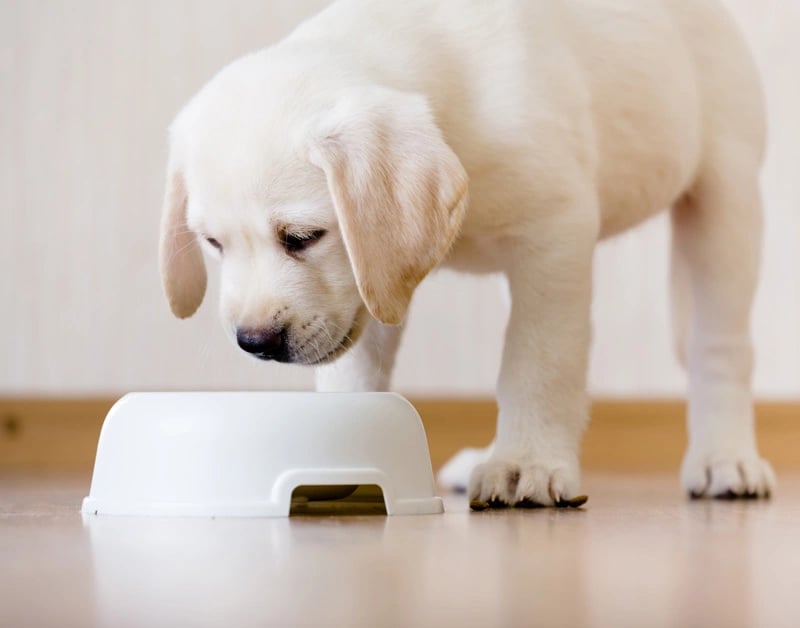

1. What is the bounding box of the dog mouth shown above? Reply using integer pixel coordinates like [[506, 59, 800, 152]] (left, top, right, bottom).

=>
[[293, 307, 368, 366], [232, 307, 368, 365], [304, 329, 356, 365]]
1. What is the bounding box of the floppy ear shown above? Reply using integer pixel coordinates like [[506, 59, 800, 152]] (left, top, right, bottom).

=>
[[308, 90, 468, 325], [158, 151, 206, 318]]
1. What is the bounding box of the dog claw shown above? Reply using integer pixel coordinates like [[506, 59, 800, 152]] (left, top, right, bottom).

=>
[[554, 495, 589, 508], [487, 497, 509, 509], [469, 498, 510, 510]]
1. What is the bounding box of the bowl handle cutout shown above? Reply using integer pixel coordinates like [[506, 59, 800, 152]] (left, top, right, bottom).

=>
[[289, 484, 387, 516]]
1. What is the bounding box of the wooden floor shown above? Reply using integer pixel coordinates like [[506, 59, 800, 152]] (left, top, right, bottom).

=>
[[2, 471, 800, 628]]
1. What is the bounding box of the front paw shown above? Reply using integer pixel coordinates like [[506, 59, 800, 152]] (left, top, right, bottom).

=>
[[468, 454, 582, 508], [681, 449, 775, 499]]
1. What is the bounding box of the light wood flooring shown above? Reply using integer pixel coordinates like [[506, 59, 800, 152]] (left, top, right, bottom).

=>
[[2, 470, 800, 628]]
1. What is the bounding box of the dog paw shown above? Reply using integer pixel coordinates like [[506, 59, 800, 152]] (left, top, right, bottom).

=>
[[468, 454, 581, 507], [681, 451, 775, 499]]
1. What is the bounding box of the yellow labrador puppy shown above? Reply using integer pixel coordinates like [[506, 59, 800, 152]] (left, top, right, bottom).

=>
[[160, 0, 775, 505]]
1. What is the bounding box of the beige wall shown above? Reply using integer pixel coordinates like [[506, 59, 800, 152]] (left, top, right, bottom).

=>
[[1, 0, 798, 397]]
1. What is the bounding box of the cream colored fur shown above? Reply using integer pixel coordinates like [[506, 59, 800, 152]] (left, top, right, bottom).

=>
[[160, 0, 775, 504]]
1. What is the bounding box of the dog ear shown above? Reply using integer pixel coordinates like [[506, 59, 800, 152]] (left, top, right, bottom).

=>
[[308, 90, 468, 325], [158, 149, 206, 318]]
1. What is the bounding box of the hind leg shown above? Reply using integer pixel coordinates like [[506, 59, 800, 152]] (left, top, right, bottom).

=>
[[672, 161, 774, 499]]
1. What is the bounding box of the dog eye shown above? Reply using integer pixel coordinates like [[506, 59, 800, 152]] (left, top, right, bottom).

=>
[[205, 237, 223, 253], [281, 229, 327, 255]]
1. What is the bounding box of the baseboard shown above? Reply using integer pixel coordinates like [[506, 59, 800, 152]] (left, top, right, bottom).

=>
[[1, 397, 798, 472]]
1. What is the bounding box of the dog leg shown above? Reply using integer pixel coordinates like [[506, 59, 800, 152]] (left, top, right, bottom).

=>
[[670, 224, 691, 369], [672, 163, 775, 499], [315, 317, 404, 392], [437, 277, 509, 492], [469, 212, 596, 506]]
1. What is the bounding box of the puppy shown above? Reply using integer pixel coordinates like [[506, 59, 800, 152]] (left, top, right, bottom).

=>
[[159, 0, 775, 505]]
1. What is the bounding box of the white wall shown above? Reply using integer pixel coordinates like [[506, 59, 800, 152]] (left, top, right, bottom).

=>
[[1, 0, 798, 398]]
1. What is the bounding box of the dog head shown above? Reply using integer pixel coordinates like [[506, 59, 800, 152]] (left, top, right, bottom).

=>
[[159, 51, 468, 364]]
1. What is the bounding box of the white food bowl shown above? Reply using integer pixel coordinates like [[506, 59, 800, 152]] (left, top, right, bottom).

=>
[[82, 392, 443, 517]]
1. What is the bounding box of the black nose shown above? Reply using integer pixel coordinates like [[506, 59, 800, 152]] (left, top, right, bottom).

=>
[[236, 327, 290, 362]]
